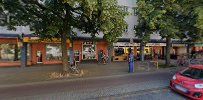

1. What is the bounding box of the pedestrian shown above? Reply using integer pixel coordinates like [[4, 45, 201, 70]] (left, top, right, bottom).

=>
[[98, 50, 103, 64], [128, 50, 134, 73]]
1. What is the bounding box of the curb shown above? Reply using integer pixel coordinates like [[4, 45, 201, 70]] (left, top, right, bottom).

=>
[[0, 67, 178, 88]]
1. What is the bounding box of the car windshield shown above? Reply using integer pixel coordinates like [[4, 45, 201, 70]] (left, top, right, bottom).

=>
[[180, 68, 203, 79]]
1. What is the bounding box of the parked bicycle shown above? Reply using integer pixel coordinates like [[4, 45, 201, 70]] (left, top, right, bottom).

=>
[[177, 54, 189, 67], [69, 58, 80, 74]]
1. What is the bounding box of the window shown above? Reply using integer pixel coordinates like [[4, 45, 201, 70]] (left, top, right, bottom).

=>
[[0, 44, 20, 61], [114, 47, 133, 56], [181, 68, 203, 79], [82, 42, 96, 60], [114, 48, 124, 56], [122, 6, 128, 12], [132, 7, 136, 16], [46, 44, 62, 61]]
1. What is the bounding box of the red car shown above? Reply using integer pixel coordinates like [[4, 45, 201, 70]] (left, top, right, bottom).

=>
[[170, 65, 203, 100]]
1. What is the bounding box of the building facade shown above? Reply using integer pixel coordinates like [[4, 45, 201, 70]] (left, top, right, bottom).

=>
[[0, 0, 202, 67]]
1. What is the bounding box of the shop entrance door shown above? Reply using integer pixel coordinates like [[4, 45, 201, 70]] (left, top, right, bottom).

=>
[[36, 51, 42, 63]]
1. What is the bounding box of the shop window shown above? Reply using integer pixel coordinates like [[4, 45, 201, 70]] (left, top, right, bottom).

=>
[[67, 50, 80, 62], [0, 44, 17, 61], [114, 48, 124, 56], [123, 6, 129, 12], [132, 7, 136, 16], [46, 44, 62, 61], [114, 47, 133, 56], [82, 42, 96, 60], [0, 43, 31, 61]]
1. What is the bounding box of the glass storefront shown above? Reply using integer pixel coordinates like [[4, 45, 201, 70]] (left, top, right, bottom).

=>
[[82, 42, 96, 60], [0, 43, 31, 62], [0, 44, 15, 61], [114, 47, 133, 56], [46, 44, 62, 61]]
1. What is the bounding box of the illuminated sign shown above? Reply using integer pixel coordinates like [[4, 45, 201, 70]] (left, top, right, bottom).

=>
[[23, 37, 70, 43]]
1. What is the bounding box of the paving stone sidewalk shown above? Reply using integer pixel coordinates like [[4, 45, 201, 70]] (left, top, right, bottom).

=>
[[0, 61, 181, 86]]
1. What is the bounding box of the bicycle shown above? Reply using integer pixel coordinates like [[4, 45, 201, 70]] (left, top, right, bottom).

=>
[[69, 59, 80, 74], [177, 58, 189, 67]]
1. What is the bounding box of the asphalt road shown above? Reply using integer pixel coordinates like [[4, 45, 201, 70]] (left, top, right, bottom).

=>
[[98, 87, 187, 100], [0, 69, 185, 100]]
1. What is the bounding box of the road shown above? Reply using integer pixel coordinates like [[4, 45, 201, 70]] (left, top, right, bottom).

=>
[[98, 87, 186, 100], [0, 69, 186, 100]]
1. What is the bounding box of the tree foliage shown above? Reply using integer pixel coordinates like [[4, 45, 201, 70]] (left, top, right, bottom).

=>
[[135, 0, 202, 65], [1, 0, 127, 71], [176, 0, 203, 42]]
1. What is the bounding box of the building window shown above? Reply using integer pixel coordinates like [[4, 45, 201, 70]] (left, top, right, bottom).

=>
[[82, 42, 96, 60], [46, 44, 62, 61], [0, 44, 19, 61], [132, 7, 136, 16], [114, 47, 133, 56], [121, 6, 128, 12]]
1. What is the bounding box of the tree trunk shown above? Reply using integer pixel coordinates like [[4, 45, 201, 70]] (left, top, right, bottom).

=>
[[61, 7, 71, 73], [165, 37, 171, 67], [140, 42, 145, 61], [186, 43, 190, 59], [61, 32, 68, 72], [107, 44, 113, 63]]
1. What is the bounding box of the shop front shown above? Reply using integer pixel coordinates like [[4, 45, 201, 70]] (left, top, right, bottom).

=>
[[82, 41, 96, 60], [113, 42, 165, 61], [0, 38, 20, 67], [0, 37, 32, 67], [113, 42, 137, 61], [171, 44, 187, 59], [23, 37, 108, 66]]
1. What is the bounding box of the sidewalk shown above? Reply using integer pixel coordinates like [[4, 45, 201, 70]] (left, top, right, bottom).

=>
[[0, 61, 181, 86]]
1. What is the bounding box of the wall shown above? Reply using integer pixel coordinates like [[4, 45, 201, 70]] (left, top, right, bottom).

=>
[[73, 40, 82, 62], [96, 41, 108, 60], [0, 38, 18, 44], [31, 43, 45, 64]]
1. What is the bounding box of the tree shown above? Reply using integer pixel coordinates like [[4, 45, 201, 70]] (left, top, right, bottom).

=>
[[135, 0, 182, 66], [102, 3, 128, 63], [178, 0, 203, 42], [76, 0, 128, 63], [1, 0, 126, 72], [169, 0, 203, 59], [135, 0, 153, 61]]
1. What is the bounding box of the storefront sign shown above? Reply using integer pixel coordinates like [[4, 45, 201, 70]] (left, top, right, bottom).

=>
[[23, 37, 70, 43], [113, 42, 139, 46], [83, 41, 94, 45], [146, 43, 166, 46], [194, 43, 203, 47], [113, 42, 166, 47], [172, 44, 186, 47]]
